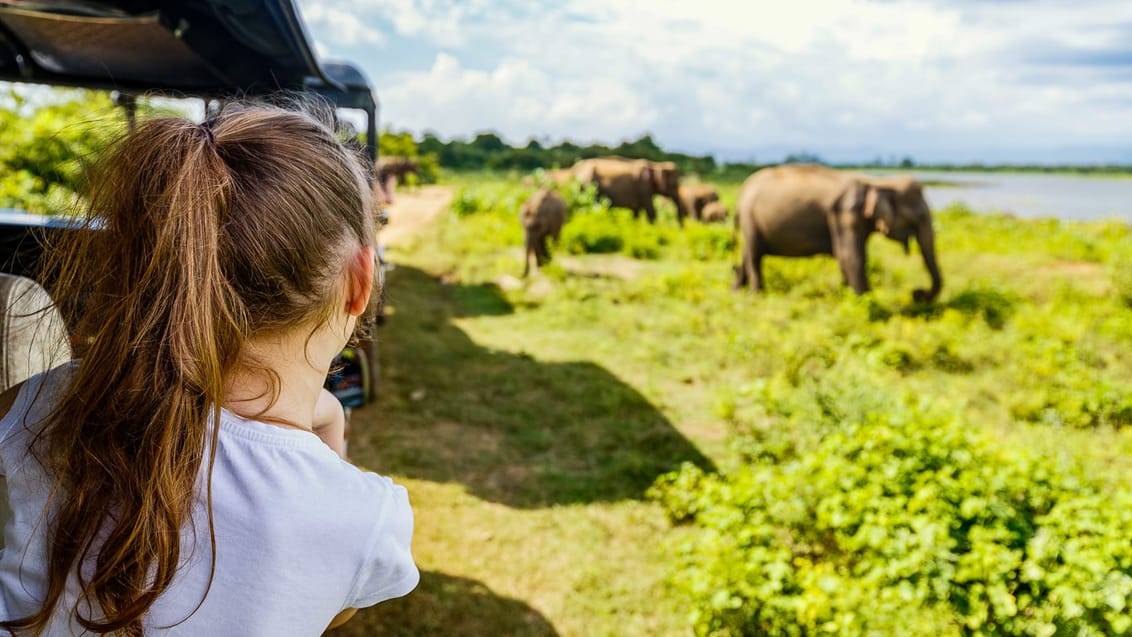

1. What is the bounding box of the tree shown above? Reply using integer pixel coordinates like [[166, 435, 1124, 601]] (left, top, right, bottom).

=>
[[471, 132, 506, 153], [0, 88, 124, 213]]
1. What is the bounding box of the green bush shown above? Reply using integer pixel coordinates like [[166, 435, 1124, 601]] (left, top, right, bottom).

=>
[[560, 211, 624, 254], [425, 173, 1132, 636], [450, 184, 526, 218], [649, 398, 1132, 636], [1111, 255, 1132, 308], [679, 223, 737, 262], [0, 89, 124, 213]]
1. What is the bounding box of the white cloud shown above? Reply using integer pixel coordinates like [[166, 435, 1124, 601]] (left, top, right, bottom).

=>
[[300, 4, 385, 46], [299, 0, 1132, 161], [378, 53, 659, 143]]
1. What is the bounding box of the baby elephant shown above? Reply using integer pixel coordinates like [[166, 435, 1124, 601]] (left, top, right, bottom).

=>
[[519, 189, 568, 276], [701, 200, 729, 223], [677, 183, 720, 222]]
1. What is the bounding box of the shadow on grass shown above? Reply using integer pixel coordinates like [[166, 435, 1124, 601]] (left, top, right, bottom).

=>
[[444, 280, 513, 317], [351, 265, 715, 508], [334, 571, 558, 637], [897, 286, 1018, 329]]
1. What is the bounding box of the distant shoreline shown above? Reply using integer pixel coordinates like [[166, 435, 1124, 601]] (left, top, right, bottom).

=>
[[837, 166, 1132, 179]]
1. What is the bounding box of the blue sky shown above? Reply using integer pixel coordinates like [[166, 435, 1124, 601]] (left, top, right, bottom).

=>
[[296, 0, 1132, 164]]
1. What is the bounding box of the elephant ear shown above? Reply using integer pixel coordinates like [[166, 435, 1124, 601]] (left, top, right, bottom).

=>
[[862, 185, 895, 235], [641, 165, 658, 189]]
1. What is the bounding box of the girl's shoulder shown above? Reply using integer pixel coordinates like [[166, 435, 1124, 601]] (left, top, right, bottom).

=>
[[0, 361, 75, 448]]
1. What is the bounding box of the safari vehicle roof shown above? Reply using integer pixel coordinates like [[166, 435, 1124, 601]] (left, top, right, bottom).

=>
[[0, 0, 380, 278], [0, 0, 378, 154]]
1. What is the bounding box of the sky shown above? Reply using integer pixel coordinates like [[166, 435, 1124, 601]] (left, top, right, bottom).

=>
[[296, 0, 1132, 164]]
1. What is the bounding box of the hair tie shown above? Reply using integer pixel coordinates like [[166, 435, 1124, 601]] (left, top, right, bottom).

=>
[[198, 122, 216, 146]]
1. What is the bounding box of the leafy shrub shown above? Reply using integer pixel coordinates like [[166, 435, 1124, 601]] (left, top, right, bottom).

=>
[[0, 89, 124, 213], [450, 185, 526, 218], [650, 400, 1132, 637], [1110, 254, 1132, 308], [451, 188, 484, 217], [624, 231, 663, 259], [550, 178, 609, 215], [561, 214, 624, 254], [679, 223, 736, 262], [559, 208, 671, 259]]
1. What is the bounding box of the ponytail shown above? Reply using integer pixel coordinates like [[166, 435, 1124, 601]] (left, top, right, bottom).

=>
[[4, 103, 374, 635], [3, 120, 237, 635]]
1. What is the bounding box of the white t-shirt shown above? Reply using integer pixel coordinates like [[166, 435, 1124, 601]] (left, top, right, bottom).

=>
[[0, 365, 418, 636]]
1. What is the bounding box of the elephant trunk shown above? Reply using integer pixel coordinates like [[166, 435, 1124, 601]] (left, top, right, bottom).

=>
[[913, 219, 942, 302]]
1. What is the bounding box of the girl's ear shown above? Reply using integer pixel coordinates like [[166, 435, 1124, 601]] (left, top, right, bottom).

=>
[[345, 245, 376, 317]]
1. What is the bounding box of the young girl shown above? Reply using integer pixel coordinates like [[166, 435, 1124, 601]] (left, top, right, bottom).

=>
[[0, 102, 418, 635]]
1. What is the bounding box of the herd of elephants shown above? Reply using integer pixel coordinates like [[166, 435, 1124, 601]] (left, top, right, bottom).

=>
[[514, 156, 943, 303]]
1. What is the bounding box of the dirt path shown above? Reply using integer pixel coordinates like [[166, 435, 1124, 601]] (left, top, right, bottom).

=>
[[380, 185, 453, 247]]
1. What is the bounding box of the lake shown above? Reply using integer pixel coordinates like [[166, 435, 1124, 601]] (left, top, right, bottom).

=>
[[871, 171, 1132, 223]]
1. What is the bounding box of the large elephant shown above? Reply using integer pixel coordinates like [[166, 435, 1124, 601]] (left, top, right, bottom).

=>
[[519, 188, 568, 276], [677, 183, 720, 221], [646, 160, 685, 222], [733, 164, 942, 302], [572, 157, 659, 222], [570, 156, 686, 223]]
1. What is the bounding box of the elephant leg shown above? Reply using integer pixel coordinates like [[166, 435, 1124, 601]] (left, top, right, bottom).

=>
[[749, 238, 765, 292], [734, 225, 764, 292], [643, 198, 657, 224], [537, 235, 551, 265], [523, 231, 534, 277]]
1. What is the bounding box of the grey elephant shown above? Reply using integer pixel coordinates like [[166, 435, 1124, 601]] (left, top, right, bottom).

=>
[[700, 200, 728, 223], [520, 188, 568, 276], [571, 157, 658, 222], [645, 159, 685, 222], [376, 155, 420, 186], [570, 157, 685, 223], [677, 183, 720, 221], [733, 164, 942, 302]]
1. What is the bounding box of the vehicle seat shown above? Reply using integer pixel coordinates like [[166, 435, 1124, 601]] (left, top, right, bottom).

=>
[[0, 273, 71, 394], [0, 273, 71, 547]]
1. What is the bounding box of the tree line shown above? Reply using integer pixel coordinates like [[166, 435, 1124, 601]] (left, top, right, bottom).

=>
[[381, 129, 719, 180], [381, 128, 1132, 182]]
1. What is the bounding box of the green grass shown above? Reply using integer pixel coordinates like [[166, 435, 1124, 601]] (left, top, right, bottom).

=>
[[341, 174, 1132, 636]]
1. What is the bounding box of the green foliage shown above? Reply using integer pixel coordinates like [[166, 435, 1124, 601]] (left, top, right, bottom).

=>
[[1110, 249, 1132, 308], [379, 129, 418, 158], [379, 128, 440, 183], [450, 182, 527, 219], [560, 211, 624, 255], [397, 173, 1132, 636], [414, 130, 718, 174], [650, 394, 1132, 637], [0, 89, 124, 212]]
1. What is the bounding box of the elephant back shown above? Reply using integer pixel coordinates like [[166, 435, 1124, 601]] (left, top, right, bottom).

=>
[[701, 201, 728, 223], [520, 188, 566, 229]]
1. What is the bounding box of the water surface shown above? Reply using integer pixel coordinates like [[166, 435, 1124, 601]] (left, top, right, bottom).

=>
[[872, 171, 1132, 222]]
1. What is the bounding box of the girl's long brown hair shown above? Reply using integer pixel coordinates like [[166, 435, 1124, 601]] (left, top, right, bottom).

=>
[[2, 102, 375, 635]]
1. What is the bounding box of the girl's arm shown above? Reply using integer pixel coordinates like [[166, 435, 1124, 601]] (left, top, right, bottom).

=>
[[312, 388, 347, 458]]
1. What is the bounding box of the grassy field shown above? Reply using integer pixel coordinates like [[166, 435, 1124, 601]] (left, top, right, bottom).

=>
[[338, 173, 1132, 636]]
